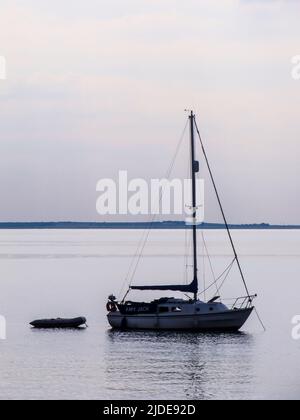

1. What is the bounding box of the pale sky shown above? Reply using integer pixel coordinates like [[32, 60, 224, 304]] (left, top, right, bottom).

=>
[[0, 0, 299, 224]]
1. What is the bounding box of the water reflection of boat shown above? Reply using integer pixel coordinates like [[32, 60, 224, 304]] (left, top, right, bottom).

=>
[[104, 330, 255, 399]]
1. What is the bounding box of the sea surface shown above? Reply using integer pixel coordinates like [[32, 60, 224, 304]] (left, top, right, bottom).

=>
[[0, 229, 299, 400]]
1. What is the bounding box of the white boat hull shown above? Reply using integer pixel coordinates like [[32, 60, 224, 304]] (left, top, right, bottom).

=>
[[107, 307, 253, 332]]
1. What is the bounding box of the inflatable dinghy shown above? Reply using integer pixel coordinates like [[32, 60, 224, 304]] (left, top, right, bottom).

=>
[[30, 317, 87, 329]]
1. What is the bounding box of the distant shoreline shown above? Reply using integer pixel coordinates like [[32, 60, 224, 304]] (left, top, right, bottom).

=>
[[0, 222, 299, 230]]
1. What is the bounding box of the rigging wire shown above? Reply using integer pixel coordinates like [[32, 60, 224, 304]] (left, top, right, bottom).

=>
[[213, 259, 236, 294], [199, 257, 236, 296], [119, 120, 189, 300], [254, 307, 267, 331], [200, 231, 221, 298], [193, 117, 251, 299], [194, 116, 266, 331]]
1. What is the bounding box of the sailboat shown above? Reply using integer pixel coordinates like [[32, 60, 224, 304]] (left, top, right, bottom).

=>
[[107, 111, 256, 332]]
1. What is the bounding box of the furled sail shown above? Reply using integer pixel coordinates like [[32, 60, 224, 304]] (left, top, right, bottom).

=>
[[130, 278, 198, 294]]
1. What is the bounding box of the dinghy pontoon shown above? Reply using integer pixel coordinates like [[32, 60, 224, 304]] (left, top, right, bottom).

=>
[[30, 317, 87, 329]]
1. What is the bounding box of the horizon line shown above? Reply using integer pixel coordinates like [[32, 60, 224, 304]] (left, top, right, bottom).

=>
[[0, 221, 299, 229]]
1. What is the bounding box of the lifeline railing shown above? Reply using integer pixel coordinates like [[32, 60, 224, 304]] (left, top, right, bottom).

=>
[[230, 294, 257, 310]]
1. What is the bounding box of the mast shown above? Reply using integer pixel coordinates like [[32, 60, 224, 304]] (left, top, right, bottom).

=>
[[129, 112, 200, 297], [189, 111, 199, 301]]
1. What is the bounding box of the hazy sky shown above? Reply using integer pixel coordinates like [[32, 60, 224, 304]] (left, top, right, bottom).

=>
[[0, 0, 299, 223]]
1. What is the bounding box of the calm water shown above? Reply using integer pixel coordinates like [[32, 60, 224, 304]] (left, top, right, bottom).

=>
[[0, 229, 299, 400]]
